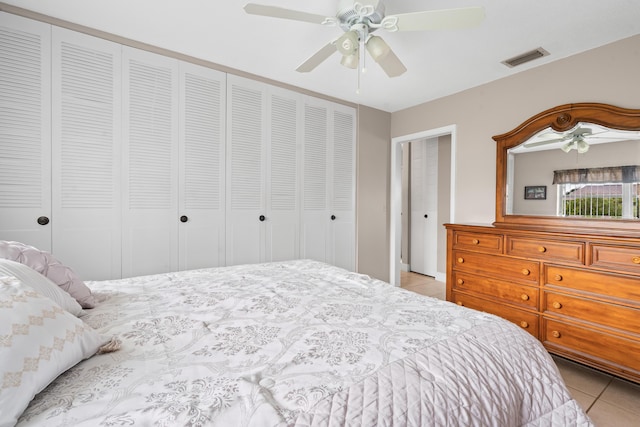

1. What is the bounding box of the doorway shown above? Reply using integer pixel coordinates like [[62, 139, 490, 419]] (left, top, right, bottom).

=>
[[390, 125, 456, 286], [404, 138, 439, 277]]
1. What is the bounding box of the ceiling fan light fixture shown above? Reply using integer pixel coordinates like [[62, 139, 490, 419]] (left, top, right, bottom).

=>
[[560, 141, 574, 153], [366, 35, 390, 61], [341, 52, 359, 69], [577, 138, 589, 153], [337, 30, 359, 55]]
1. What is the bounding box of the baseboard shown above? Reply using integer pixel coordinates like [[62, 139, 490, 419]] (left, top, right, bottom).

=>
[[400, 263, 409, 272], [435, 271, 446, 283]]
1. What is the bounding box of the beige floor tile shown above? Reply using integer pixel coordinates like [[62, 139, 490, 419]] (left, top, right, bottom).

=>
[[587, 400, 640, 427], [552, 357, 611, 397], [566, 386, 598, 412], [599, 378, 640, 415]]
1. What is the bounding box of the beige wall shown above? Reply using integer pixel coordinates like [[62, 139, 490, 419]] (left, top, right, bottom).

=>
[[390, 34, 640, 228], [357, 106, 391, 281]]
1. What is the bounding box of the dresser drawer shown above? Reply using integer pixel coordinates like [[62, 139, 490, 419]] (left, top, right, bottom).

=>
[[452, 292, 539, 337], [452, 231, 503, 254], [544, 291, 640, 334], [543, 318, 640, 374], [545, 265, 640, 303], [506, 236, 584, 263], [452, 250, 539, 285], [591, 243, 640, 274], [452, 272, 538, 309]]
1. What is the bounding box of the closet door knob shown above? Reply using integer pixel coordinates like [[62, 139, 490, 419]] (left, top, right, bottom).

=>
[[259, 215, 266, 222], [180, 215, 188, 223], [37, 216, 49, 225], [331, 215, 336, 220]]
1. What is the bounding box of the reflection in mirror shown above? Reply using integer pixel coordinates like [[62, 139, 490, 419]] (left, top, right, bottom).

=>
[[506, 122, 640, 218]]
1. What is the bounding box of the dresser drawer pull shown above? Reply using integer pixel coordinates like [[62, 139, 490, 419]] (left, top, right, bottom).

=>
[[457, 279, 464, 285], [472, 239, 480, 245], [551, 330, 561, 338], [520, 321, 529, 328], [456, 301, 463, 306], [552, 301, 562, 309], [553, 274, 563, 282], [633, 256, 640, 265], [521, 269, 530, 276], [538, 246, 547, 253], [521, 294, 530, 301], [457, 257, 464, 264]]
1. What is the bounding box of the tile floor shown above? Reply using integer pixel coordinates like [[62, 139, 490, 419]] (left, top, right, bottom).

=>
[[400, 270, 640, 426]]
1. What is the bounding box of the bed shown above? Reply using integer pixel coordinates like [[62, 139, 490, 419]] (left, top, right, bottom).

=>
[[1, 250, 592, 426]]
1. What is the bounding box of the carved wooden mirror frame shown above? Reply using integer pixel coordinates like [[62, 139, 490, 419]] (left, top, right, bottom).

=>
[[493, 102, 640, 236]]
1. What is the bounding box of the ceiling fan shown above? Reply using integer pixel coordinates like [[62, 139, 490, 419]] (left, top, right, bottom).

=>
[[524, 126, 595, 153], [243, 1, 485, 78]]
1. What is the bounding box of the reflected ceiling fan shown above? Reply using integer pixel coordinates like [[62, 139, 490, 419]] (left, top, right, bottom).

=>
[[524, 126, 595, 153], [243, 1, 485, 79]]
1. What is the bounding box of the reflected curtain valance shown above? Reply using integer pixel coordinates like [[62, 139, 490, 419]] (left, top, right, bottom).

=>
[[552, 165, 640, 184]]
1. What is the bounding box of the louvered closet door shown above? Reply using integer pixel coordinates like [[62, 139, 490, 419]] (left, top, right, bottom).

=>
[[0, 13, 52, 250], [179, 62, 226, 270], [301, 100, 330, 263], [51, 27, 121, 280], [225, 75, 266, 265], [330, 105, 356, 271], [266, 88, 300, 262], [301, 100, 356, 271], [122, 47, 179, 278]]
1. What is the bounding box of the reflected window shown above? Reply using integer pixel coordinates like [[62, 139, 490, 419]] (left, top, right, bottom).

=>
[[559, 182, 639, 219]]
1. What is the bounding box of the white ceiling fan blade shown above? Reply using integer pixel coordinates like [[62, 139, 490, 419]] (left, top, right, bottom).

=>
[[296, 41, 337, 73], [244, 3, 330, 24], [388, 7, 485, 32], [523, 138, 567, 148], [375, 47, 407, 77]]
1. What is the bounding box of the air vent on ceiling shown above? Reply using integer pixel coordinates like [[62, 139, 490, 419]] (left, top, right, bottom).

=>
[[502, 47, 549, 68]]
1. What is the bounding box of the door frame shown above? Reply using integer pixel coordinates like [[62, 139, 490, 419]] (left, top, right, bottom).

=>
[[389, 125, 457, 286]]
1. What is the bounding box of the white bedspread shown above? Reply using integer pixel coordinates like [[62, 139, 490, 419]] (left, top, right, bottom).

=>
[[17, 260, 592, 426]]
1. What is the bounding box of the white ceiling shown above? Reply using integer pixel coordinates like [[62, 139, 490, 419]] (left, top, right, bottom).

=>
[[3, 0, 640, 112]]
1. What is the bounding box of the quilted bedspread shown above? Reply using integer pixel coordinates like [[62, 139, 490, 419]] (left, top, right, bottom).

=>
[[17, 260, 592, 426]]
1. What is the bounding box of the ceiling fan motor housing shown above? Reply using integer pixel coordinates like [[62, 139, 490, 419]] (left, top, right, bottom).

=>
[[337, 0, 385, 32]]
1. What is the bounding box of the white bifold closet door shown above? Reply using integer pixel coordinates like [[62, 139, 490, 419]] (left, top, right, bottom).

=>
[[122, 47, 179, 278], [301, 99, 356, 271], [51, 27, 122, 280], [225, 75, 300, 266], [178, 62, 226, 270], [0, 13, 52, 251]]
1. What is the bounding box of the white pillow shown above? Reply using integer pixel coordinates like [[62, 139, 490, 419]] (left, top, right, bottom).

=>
[[0, 258, 84, 317], [0, 276, 107, 426]]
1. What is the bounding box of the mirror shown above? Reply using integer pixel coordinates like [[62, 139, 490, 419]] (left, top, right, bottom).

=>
[[493, 103, 640, 232]]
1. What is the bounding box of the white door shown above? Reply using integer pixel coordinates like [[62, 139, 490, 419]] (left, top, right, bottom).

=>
[[329, 106, 356, 271], [51, 27, 122, 280], [265, 89, 300, 262], [301, 101, 330, 263], [225, 75, 266, 265], [0, 13, 52, 251], [122, 47, 179, 278], [179, 62, 226, 270], [300, 99, 356, 271], [410, 138, 438, 276]]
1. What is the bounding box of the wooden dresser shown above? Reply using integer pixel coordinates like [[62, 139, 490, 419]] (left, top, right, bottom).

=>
[[446, 223, 640, 384]]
